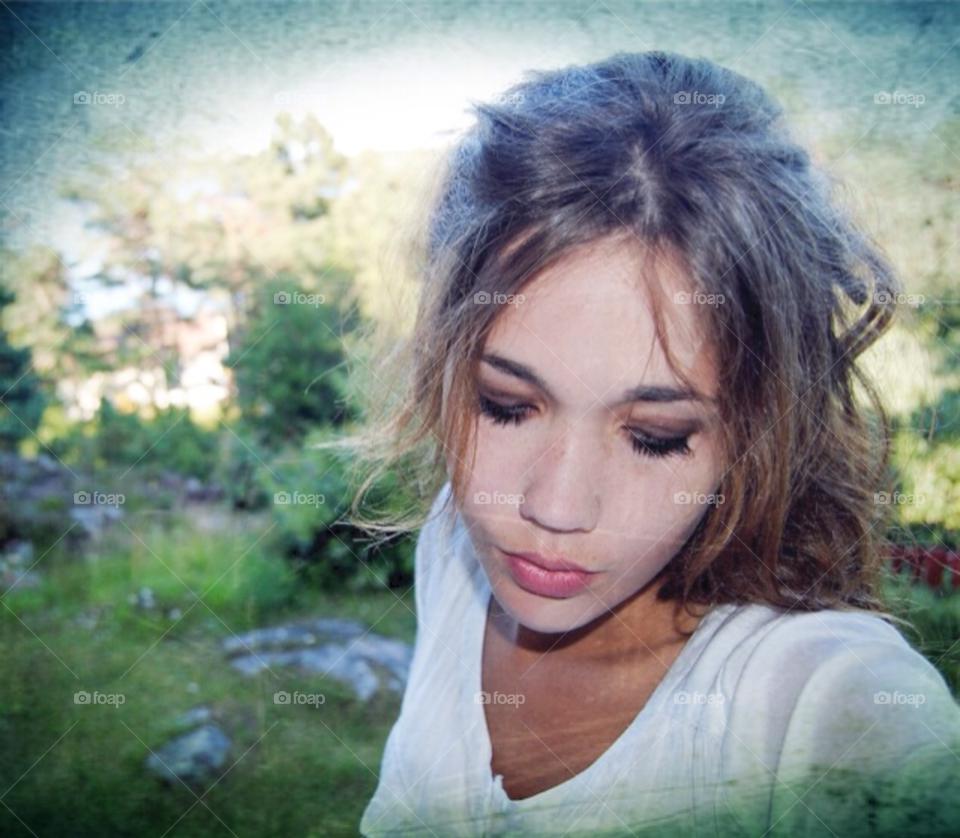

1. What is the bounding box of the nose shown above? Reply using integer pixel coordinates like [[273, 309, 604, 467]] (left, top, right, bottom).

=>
[[518, 423, 601, 533]]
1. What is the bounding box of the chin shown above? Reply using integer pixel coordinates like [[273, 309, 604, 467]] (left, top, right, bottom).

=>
[[494, 582, 617, 635]]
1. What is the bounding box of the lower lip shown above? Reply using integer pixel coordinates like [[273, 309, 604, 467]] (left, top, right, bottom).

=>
[[502, 551, 595, 598]]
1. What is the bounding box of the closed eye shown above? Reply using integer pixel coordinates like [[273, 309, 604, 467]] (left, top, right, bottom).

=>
[[478, 393, 533, 426], [624, 428, 691, 459], [478, 394, 693, 459]]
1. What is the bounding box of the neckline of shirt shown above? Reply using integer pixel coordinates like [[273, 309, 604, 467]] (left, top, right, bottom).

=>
[[457, 540, 739, 811]]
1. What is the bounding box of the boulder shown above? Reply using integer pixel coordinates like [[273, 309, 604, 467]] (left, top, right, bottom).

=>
[[144, 724, 230, 783], [223, 617, 413, 701]]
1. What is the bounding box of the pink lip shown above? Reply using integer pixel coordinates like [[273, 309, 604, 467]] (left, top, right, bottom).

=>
[[500, 549, 597, 598]]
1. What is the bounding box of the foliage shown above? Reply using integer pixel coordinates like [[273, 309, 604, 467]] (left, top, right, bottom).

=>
[[0, 243, 104, 383], [225, 275, 358, 447], [0, 284, 46, 450], [48, 398, 220, 479], [218, 426, 273, 510], [256, 428, 415, 591]]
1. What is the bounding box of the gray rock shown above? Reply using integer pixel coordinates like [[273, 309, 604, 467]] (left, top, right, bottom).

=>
[[298, 646, 380, 701], [3, 540, 34, 566], [312, 617, 369, 640], [223, 618, 413, 700], [0, 453, 76, 548], [69, 503, 124, 536], [221, 617, 367, 655], [228, 649, 296, 676], [230, 645, 381, 701], [144, 724, 230, 783], [0, 566, 41, 591], [183, 477, 223, 502], [350, 634, 414, 687], [35, 454, 61, 474], [128, 587, 156, 609]]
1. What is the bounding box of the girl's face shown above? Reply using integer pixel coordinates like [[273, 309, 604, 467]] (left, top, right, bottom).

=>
[[453, 235, 725, 635]]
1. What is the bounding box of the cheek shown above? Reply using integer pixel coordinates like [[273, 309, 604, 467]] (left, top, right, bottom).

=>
[[583, 458, 721, 580], [465, 422, 533, 495], [595, 499, 706, 573]]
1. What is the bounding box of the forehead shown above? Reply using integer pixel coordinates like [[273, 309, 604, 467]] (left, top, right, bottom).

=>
[[483, 235, 718, 400]]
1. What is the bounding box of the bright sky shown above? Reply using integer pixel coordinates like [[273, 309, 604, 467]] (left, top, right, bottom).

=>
[[217, 50, 546, 157]]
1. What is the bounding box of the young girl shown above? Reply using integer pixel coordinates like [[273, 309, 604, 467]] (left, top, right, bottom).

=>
[[345, 51, 960, 836]]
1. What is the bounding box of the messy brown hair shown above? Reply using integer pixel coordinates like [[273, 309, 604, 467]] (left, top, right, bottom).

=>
[[330, 51, 902, 616]]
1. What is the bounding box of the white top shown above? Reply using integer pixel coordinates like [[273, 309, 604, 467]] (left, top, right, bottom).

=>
[[360, 483, 960, 837]]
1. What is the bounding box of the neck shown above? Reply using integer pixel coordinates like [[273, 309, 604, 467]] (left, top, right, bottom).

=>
[[489, 579, 708, 660]]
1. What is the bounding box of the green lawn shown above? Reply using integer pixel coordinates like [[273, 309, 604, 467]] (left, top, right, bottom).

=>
[[0, 509, 416, 838]]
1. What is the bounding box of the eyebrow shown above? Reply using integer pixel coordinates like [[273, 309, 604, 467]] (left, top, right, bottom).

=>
[[480, 353, 707, 405]]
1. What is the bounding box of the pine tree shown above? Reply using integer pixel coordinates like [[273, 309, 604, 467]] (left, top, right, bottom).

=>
[[0, 285, 45, 450]]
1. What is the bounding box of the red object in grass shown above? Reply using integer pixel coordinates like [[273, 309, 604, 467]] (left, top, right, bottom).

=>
[[886, 543, 960, 590], [947, 552, 960, 590], [922, 552, 945, 588], [907, 546, 925, 579]]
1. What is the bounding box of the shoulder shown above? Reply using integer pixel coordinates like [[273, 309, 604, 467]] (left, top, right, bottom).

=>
[[715, 605, 959, 752], [762, 608, 959, 762], [709, 605, 960, 834], [722, 605, 951, 708]]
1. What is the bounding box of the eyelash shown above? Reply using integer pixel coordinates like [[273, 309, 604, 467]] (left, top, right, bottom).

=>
[[477, 394, 692, 460]]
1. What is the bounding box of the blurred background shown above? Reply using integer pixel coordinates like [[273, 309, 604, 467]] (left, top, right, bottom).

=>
[[0, 1, 958, 835]]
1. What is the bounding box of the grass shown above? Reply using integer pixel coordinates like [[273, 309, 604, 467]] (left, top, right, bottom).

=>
[[0, 507, 416, 838], [1, 507, 957, 838], [880, 571, 960, 696]]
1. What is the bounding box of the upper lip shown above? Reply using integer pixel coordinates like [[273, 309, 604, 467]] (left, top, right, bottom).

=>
[[501, 549, 597, 574]]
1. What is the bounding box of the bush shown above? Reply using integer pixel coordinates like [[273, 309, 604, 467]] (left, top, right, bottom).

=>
[[0, 284, 46, 451], [225, 274, 359, 448], [49, 399, 220, 479], [256, 428, 415, 591], [218, 428, 272, 510]]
